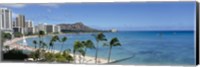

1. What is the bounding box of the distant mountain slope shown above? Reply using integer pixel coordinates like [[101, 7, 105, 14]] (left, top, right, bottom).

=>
[[57, 22, 99, 32]]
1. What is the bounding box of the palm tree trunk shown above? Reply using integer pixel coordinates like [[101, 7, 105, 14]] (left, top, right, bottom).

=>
[[48, 46, 51, 52], [34, 44, 36, 49], [84, 48, 87, 63], [73, 51, 76, 63], [39, 37, 42, 59], [41, 37, 44, 59], [79, 54, 81, 63], [41, 36, 44, 49], [108, 46, 112, 63], [50, 46, 52, 53], [53, 46, 55, 53], [95, 41, 99, 63], [61, 42, 64, 52]]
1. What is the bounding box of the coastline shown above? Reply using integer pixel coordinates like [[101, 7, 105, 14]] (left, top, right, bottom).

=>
[[3, 34, 111, 64]]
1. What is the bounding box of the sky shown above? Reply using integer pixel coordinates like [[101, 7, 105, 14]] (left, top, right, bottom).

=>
[[0, 2, 196, 31]]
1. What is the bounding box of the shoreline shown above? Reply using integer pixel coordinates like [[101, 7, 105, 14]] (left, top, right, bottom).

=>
[[3, 34, 112, 64]]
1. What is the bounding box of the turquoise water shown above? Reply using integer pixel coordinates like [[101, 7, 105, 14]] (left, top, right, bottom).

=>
[[17, 31, 195, 65]]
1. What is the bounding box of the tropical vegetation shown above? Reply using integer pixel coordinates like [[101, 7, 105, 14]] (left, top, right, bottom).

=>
[[2, 31, 121, 64], [107, 37, 121, 63], [92, 32, 107, 63]]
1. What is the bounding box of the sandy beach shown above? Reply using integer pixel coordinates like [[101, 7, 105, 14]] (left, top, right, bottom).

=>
[[3, 35, 111, 64]]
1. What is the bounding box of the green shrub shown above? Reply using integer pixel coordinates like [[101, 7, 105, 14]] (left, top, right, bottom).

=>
[[13, 32, 22, 37]]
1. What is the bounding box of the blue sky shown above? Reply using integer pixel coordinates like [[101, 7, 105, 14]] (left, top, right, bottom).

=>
[[0, 2, 196, 31]]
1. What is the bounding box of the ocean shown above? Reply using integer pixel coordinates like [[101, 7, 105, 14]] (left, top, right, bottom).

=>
[[17, 31, 195, 65]]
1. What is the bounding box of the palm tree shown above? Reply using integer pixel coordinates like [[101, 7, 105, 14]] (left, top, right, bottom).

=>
[[49, 41, 54, 52], [39, 41, 43, 48], [33, 40, 37, 49], [77, 49, 85, 63], [42, 42, 47, 49], [41, 41, 48, 59], [92, 32, 107, 63], [38, 30, 45, 59], [50, 35, 60, 53], [73, 41, 84, 63], [49, 37, 55, 51], [82, 40, 95, 63], [60, 37, 67, 52], [52, 35, 60, 42], [32, 40, 38, 60], [107, 37, 121, 63], [38, 30, 45, 37], [38, 30, 45, 48]]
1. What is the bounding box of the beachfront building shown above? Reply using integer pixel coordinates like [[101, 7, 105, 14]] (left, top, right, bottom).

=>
[[12, 21, 21, 33], [46, 24, 55, 33], [13, 17, 20, 33], [34, 26, 39, 33], [36, 23, 47, 33], [54, 25, 61, 33], [16, 15, 26, 28], [111, 29, 117, 32], [26, 27, 34, 34], [14, 14, 26, 34], [0, 8, 13, 33], [26, 20, 33, 28], [24, 20, 35, 34]]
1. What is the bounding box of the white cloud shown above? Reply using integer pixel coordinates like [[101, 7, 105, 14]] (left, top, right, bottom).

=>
[[0, 4, 26, 8]]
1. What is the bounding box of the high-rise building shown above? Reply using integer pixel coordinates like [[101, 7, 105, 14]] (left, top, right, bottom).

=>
[[13, 20, 21, 33], [16, 14, 25, 28], [46, 24, 55, 33], [24, 20, 35, 34], [34, 26, 39, 33], [15, 17, 19, 27], [37, 23, 47, 33], [14, 14, 26, 33], [26, 27, 34, 34], [26, 20, 33, 28], [45, 25, 61, 33], [54, 25, 61, 33], [12, 20, 21, 33], [0, 8, 13, 32]]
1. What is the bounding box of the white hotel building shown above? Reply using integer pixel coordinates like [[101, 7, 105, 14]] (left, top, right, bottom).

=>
[[54, 25, 61, 33], [25, 20, 35, 34], [45, 24, 61, 33], [0, 8, 13, 33]]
